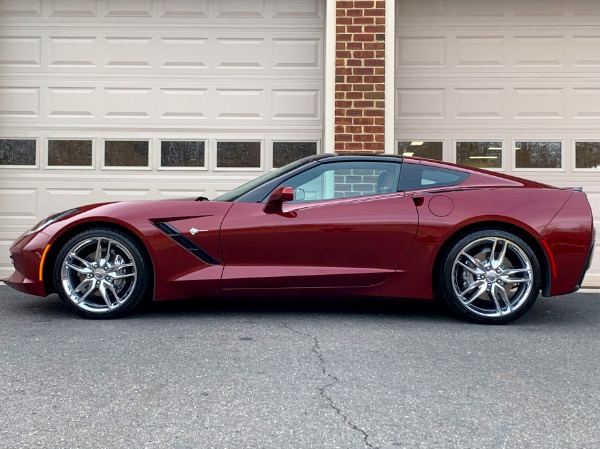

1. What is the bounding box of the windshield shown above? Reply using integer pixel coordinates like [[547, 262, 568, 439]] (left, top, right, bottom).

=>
[[213, 156, 325, 202]]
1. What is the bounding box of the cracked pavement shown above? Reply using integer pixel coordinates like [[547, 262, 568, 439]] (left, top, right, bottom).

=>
[[1, 287, 600, 448], [284, 324, 374, 448]]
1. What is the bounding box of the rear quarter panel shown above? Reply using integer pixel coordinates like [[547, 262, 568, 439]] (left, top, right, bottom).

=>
[[388, 187, 577, 299]]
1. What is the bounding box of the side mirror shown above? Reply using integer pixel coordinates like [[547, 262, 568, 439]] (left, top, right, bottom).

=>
[[263, 186, 294, 214]]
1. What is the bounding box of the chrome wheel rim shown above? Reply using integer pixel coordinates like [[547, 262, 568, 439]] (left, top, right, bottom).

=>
[[61, 237, 138, 313], [451, 237, 533, 318]]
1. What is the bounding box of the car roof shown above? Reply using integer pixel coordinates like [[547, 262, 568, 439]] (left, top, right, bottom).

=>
[[315, 153, 404, 163]]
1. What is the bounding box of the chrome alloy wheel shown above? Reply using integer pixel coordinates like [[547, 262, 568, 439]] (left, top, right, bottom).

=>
[[451, 237, 533, 318], [60, 236, 138, 313]]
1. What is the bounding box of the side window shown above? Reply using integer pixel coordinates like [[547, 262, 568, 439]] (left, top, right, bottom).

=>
[[280, 161, 402, 203], [400, 163, 469, 191]]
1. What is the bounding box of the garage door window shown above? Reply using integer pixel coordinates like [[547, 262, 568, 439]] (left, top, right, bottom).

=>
[[160, 141, 205, 169], [216, 141, 261, 169], [48, 140, 92, 167], [515, 141, 562, 169], [456, 141, 502, 169], [575, 142, 600, 170], [272, 142, 318, 168], [0, 139, 36, 166], [104, 141, 149, 168], [398, 141, 443, 161]]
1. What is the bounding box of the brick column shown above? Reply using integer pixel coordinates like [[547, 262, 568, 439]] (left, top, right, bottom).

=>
[[335, 1, 385, 154]]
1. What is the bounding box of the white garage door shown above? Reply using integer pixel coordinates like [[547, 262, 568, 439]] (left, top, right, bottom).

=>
[[0, 0, 324, 278], [395, 0, 600, 286]]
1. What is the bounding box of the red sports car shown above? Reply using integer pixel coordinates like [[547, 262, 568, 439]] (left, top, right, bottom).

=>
[[4, 154, 595, 324]]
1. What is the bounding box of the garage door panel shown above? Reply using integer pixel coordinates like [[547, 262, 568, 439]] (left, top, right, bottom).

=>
[[159, 37, 208, 70], [47, 87, 96, 119], [0, 0, 42, 18], [0, 188, 37, 221], [0, 36, 41, 68], [2, 30, 323, 76], [44, 188, 95, 215], [454, 36, 504, 68], [396, 81, 600, 126], [572, 88, 600, 119], [0, 87, 40, 119], [396, 88, 445, 119], [102, 0, 153, 18], [0, 81, 323, 127], [157, 0, 209, 18], [1, 0, 322, 22], [396, 36, 446, 69], [397, 30, 600, 75], [396, 0, 600, 286], [512, 88, 564, 120], [453, 88, 504, 119], [0, 0, 324, 281]]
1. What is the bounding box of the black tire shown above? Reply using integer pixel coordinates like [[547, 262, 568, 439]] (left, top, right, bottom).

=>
[[53, 227, 151, 319], [439, 229, 541, 325]]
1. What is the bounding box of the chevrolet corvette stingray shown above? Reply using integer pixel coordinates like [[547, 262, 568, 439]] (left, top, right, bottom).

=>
[[5, 154, 594, 324]]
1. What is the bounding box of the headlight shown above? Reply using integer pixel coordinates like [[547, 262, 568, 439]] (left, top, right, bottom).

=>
[[29, 208, 79, 234]]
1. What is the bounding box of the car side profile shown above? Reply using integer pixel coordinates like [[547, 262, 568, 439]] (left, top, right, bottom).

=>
[[5, 154, 595, 324]]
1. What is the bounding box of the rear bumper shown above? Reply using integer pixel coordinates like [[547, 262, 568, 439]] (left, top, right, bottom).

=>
[[540, 191, 595, 297], [576, 239, 595, 290], [3, 230, 51, 297]]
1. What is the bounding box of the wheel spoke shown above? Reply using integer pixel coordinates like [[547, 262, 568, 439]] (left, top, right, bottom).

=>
[[457, 260, 483, 275], [491, 239, 508, 270], [105, 240, 112, 265], [65, 262, 92, 275], [73, 277, 93, 294], [459, 280, 487, 304], [69, 253, 93, 269], [493, 284, 512, 314], [500, 276, 529, 284], [500, 268, 531, 285], [106, 263, 135, 275], [504, 268, 531, 276], [110, 272, 136, 280], [98, 282, 115, 309], [74, 280, 96, 304], [461, 252, 485, 271], [105, 281, 123, 305], [95, 238, 103, 265]]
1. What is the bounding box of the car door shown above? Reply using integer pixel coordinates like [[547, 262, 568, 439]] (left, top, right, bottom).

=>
[[219, 160, 419, 289]]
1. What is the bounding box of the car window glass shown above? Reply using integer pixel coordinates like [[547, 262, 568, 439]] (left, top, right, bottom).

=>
[[400, 163, 468, 191], [280, 161, 401, 203]]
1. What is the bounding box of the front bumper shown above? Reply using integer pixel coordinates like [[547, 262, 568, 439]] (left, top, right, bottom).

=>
[[3, 230, 52, 297]]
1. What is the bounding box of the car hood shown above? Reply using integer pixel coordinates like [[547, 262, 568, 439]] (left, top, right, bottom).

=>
[[40, 200, 234, 242]]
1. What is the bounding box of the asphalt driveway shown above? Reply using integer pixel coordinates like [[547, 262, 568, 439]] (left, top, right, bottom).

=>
[[1, 287, 599, 449]]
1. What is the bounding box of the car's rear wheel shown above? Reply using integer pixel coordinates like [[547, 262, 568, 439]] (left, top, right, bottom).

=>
[[440, 229, 541, 324], [53, 228, 150, 319]]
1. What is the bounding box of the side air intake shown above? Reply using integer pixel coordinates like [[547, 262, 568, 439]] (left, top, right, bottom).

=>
[[154, 222, 221, 265]]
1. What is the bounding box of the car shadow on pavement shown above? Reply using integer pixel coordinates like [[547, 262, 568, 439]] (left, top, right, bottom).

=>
[[2, 287, 599, 326], [140, 295, 456, 321]]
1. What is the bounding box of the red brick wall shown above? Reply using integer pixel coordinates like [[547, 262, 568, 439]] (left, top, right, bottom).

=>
[[335, 1, 385, 154]]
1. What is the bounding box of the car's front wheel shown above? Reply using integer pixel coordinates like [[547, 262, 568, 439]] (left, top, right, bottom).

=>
[[440, 229, 541, 324], [53, 228, 150, 319]]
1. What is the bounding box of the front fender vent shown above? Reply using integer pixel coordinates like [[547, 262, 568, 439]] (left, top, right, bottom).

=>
[[154, 222, 221, 265]]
